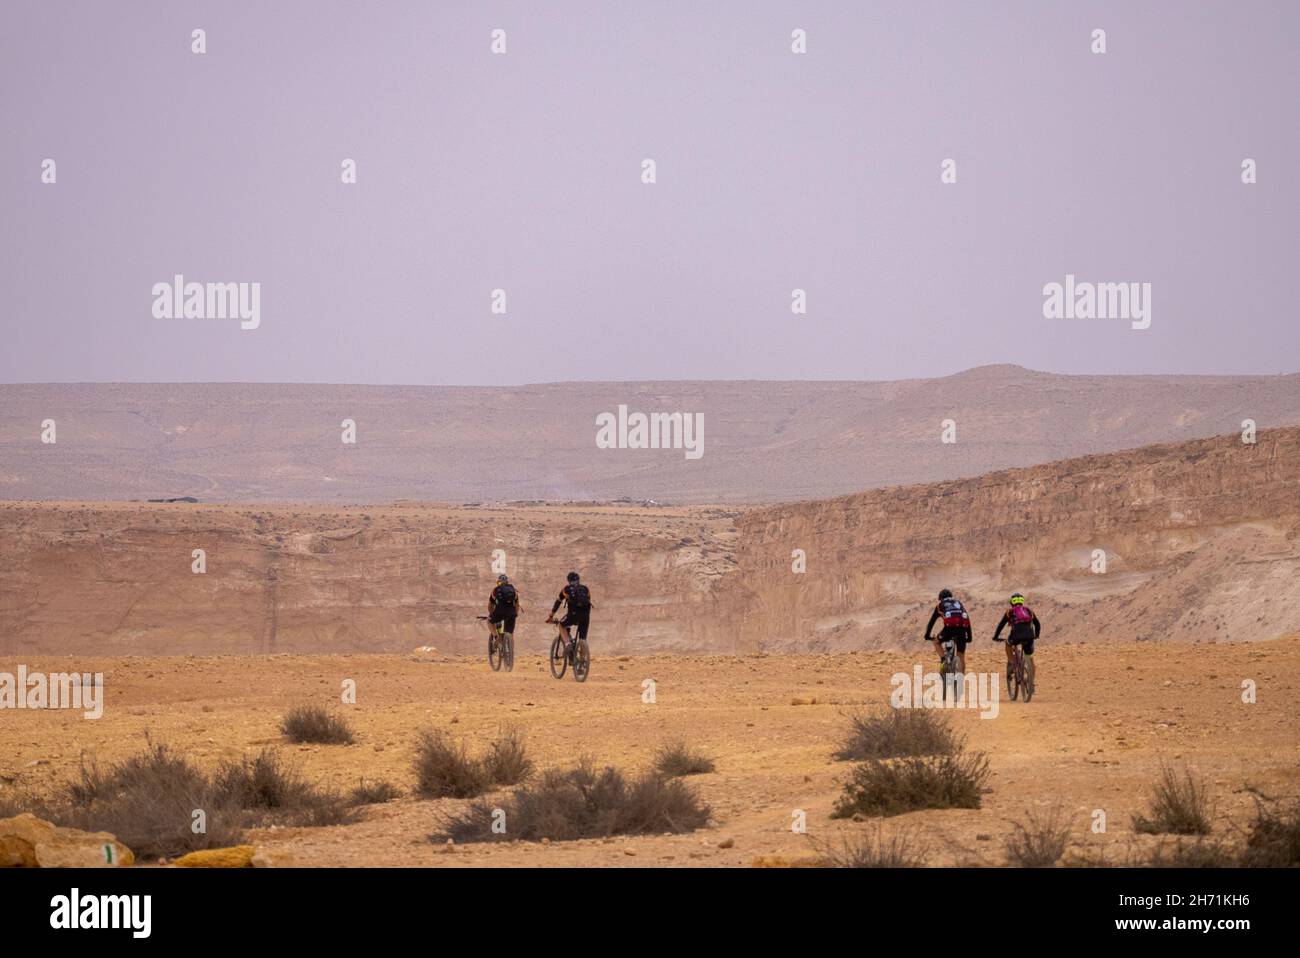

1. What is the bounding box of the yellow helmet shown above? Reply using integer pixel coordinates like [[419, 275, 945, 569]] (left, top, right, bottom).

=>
[[1009, 593, 1025, 605]]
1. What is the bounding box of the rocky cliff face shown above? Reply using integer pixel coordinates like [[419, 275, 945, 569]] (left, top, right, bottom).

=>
[[0, 503, 738, 656], [2, 429, 1297, 655], [734, 428, 1300, 651]]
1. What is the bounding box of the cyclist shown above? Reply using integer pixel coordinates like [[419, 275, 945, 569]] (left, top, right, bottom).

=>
[[924, 588, 973, 674], [992, 592, 1040, 690], [486, 573, 521, 651], [546, 571, 592, 653]]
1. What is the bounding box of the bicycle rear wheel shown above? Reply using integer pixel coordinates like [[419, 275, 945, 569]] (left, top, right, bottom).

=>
[[488, 630, 503, 671], [572, 639, 590, 683], [549, 635, 567, 679], [502, 633, 514, 672], [1022, 657, 1034, 702]]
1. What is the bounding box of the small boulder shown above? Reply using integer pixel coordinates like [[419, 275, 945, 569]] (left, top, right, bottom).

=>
[[171, 845, 257, 868], [0, 814, 134, 868]]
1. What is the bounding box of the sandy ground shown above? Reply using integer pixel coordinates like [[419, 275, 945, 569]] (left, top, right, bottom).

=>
[[3, 637, 1298, 867]]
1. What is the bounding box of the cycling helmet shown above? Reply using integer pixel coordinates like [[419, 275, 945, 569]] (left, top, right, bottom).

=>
[[567, 571, 580, 583], [1009, 593, 1025, 605], [497, 574, 509, 584], [938, 589, 953, 601]]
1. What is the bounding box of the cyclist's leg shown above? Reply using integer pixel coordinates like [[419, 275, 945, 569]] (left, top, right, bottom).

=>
[[576, 610, 590, 642], [931, 638, 943, 663], [956, 633, 968, 673], [1023, 639, 1036, 684], [503, 612, 516, 639]]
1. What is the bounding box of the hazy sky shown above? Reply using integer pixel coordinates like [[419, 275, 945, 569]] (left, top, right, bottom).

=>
[[2, 1, 1296, 385]]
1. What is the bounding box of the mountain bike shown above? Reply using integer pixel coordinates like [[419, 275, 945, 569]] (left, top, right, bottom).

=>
[[548, 621, 590, 683], [476, 615, 514, 672], [938, 637, 960, 702], [1002, 639, 1032, 702]]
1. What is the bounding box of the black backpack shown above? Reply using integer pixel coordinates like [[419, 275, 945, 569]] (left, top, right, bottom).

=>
[[493, 583, 517, 607], [565, 583, 591, 610]]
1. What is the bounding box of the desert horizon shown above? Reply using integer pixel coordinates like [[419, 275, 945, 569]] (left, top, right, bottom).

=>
[[5, 365, 1299, 505]]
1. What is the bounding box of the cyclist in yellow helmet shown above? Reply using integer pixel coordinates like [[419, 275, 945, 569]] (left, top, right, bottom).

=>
[[992, 592, 1041, 689]]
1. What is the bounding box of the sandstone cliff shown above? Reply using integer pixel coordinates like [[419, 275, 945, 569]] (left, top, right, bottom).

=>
[[2, 429, 1297, 654]]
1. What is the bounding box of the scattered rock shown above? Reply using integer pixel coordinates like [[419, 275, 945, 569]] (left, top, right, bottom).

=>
[[718, 837, 735, 849], [0, 814, 133, 868], [751, 854, 827, 868], [172, 845, 256, 868]]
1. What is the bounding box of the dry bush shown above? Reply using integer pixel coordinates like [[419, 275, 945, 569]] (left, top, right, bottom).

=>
[[349, 779, 401, 806], [1148, 838, 1236, 867], [1005, 806, 1071, 867], [436, 757, 711, 844], [833, 709, 958, 761], [413, 730, 492, 799], [213, 747, 358, 827], [483, 726, 534, 786], [1239, 799, 1300, 867], [821, 826, 927, 867], [0, 787, 48, 820], [652, 740, 716, 778], [1132, 763, 1213, 836], [280, 705, 355, 745], [56, 742, 243, 859], [832, 750, 990, 819]]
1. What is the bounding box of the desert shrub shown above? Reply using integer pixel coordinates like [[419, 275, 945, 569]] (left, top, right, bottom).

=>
[[56, 743, 242, 859], [833, 709, 958, 761], [278, 786, 359, 827], [214, 748, 311, 809], [437, 758, 711, 844], [349, 779, 401, 806], [280, 705, 355, 745], [832, 751, 990, 819], [0, 787, 46, 820], [1132, 764, 1212, 836], [42, 740, 359, 859], [822, 827, 927, 867], [483, 726, 534, 786], [413, 730, 491, 799], [214, 748, 358, 827], [1005, 806, 1071, 867], [1148, 838, 1236, 867], [1239, 800, 1300, 867], [652, 740, 716, 778]]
